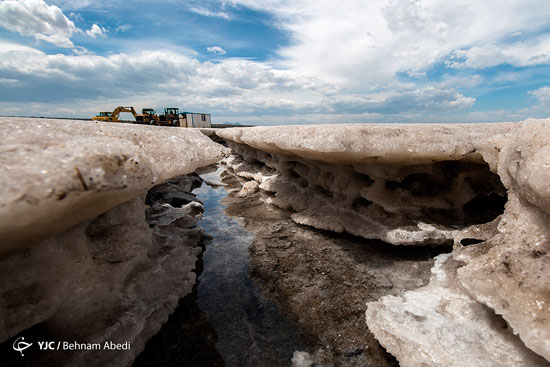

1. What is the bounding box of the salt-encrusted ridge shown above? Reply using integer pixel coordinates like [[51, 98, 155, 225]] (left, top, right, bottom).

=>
[[0, 117, 225, 253], [217, 122, 515, 167], [219, 118, 550, 364]]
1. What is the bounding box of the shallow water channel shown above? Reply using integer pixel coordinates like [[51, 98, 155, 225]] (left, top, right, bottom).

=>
[[135, 166, 311, 367]]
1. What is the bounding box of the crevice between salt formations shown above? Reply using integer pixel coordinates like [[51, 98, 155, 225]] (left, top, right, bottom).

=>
[[217, 119, 550, 366]]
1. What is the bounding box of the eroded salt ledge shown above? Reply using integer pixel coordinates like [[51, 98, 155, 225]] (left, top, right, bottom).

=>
[[0, 117, 227, 253], [0, 118, 226, 366], [217, 119, 550, 366], [222, 142, 506, 246]]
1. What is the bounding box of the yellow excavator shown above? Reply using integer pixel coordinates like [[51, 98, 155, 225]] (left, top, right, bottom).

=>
[[92, 106, 137, 122]]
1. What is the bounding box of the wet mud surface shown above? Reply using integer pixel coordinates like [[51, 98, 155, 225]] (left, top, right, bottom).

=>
[[221, 170, 452, 366]]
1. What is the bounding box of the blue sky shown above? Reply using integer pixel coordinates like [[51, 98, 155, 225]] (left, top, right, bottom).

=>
[[0, 0, 549, 125]]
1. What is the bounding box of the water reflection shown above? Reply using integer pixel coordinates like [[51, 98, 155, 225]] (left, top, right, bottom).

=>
[[136, 166, 310, 367], [194, 166, 309, 367]]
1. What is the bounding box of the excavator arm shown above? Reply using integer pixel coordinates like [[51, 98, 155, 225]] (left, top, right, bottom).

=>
[[111, 106, 137, 120]]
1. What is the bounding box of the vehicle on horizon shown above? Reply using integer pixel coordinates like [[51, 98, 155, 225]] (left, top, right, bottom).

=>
[[158, 107, 180, 126], [92, 106, 212, 128], [135, 108, 159, 125], [92, 106, 137, 122]]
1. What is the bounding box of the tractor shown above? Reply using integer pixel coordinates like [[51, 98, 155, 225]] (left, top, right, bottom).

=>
[[158, 107, 180, 126], [135, 108, 159, 125]]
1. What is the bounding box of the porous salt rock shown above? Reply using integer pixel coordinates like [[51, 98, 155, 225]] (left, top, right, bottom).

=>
[[455, 118, 550, 362], [222, 138, 507, 246], [236, 180, 259, 197], [365, 254, 548, 367]]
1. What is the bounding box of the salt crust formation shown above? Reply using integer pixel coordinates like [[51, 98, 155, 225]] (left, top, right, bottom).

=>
[[218, 123, 512, 246], [454, 120, 550, 362], [217, 119, 550, 365], [0, 117, 224, 253], [365, 254, 548, 367], [0, 118, 225, 366]]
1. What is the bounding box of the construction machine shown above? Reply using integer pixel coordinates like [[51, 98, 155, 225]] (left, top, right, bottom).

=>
[[158, 107, 181, 126], [94, 111, 113, 120], [135, 108, 159, 124], [92, 106, 137, 122]]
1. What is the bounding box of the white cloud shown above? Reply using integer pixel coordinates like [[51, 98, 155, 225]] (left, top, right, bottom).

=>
[[48, 0, 95, 8], [0, 44, 479, 123], [207, 46, 227, 55], [530, 86, 550, 107], [447, 36, 550, 69], [68, 12, 83, 21], [115, 24, 131, 33], [457, 86, 550, 122], [0, 0, 78, 47], [189, 6, 230, 19], [85, 24, 107, 38], [71, 45, 93, 55], [225, 0, 550, 85], [2, 1, 550, 123], [431, 74, 483, 92], [0, 46, 330, 105], [0, 77, 20, 85], [0, 41, 44, 53], [329, 87, 475, 114]]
